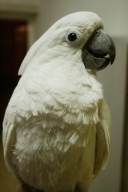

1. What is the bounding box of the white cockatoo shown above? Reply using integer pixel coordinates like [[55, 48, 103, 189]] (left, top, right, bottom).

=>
[[3, 12, 116, 192]]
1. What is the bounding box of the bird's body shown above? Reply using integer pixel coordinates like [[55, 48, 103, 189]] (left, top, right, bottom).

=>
[[3, 12, 115, 192]]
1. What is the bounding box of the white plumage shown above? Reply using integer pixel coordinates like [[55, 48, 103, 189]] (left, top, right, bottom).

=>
[[3, 12, 113, 192]]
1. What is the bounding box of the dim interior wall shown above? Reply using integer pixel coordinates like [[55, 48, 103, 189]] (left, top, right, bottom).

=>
[[0, 0, 40, 20], [90, 37, 127, 192], [34, 0, 128, 39], [0, 0, 40, 14]]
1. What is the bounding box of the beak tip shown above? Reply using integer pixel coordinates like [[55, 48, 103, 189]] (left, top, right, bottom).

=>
[[110, 52, 116, 65]]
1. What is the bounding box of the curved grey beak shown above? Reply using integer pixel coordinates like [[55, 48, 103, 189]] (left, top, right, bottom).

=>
[[82, 29, 116, 70]]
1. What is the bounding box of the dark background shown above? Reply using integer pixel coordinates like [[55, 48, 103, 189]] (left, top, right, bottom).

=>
[[0, 19, 28, 131]]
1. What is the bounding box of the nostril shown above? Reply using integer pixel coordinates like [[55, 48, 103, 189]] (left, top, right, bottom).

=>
[[94, 30, 100, 37]]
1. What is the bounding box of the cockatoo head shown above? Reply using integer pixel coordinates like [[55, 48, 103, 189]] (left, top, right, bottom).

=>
[[19, 12, 116, 75]]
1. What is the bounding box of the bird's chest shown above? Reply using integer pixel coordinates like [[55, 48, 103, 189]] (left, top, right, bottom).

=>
[[15, 112, 97, 189], [13, 72, 102, 189]]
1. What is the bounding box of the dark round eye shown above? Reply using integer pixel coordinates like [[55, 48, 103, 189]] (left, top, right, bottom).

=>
[[68, 33, 77, 42]]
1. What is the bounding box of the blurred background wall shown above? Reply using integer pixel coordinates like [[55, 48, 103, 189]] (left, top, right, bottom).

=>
[[0, 0, 128, 192], [33, 0, 128, 40]]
